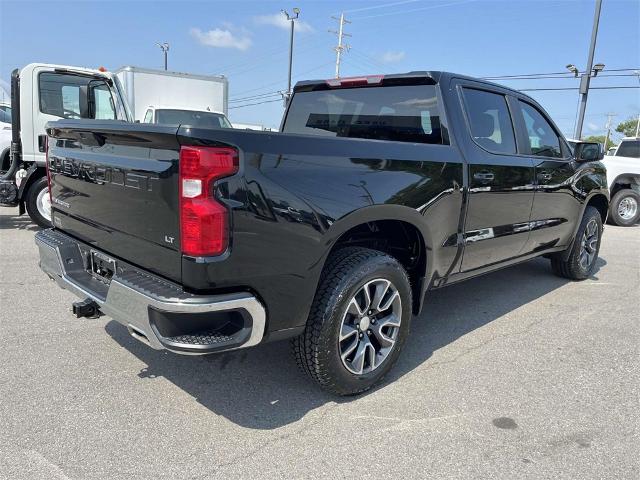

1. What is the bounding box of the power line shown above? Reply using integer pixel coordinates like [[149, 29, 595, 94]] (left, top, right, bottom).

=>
[[481, 67, 639, 80], [351, 0, 478, 20], [228, 61, 334, 100], [520, 86, 639, 92], [228, 91, 283, 103], [343, 0, 420, 14], [228, 98, 283, 110]]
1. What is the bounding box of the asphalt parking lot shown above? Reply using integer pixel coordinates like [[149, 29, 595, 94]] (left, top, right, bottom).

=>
[[0, 208, 638, 480]]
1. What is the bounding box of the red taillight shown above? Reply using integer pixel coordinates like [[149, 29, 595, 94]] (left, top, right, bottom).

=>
[[179, 146, 239, 256], [45, 136, 52, 203], [325, 75, 384, 88]]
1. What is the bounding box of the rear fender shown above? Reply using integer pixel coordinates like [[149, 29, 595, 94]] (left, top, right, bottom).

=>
[[318, 204, 435, 312]]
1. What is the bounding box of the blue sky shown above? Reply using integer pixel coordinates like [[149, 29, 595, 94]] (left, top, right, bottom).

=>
[[1, 0, 638, 138]]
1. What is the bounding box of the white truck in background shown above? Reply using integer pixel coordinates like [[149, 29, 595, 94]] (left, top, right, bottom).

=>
[[0, 63, 131, 227], [602, 137, 640, 226], [115, 66, 228, 121]]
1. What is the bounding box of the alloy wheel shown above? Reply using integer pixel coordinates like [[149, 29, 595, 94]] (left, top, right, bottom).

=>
[[338, 278, 402, 375], [578, 218, 598, 270]]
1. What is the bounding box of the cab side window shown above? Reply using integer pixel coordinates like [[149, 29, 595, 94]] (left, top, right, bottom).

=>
[[462, 88, 516, 155], [143, 109, 154, 123], [518, 101, 562, 158]]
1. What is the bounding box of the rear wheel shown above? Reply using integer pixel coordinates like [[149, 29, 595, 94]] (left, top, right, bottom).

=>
[[608, 189, 640, 226], [550, 206, 603, 280], [292, 247, 412, 396], [25, 176, 52, 228]]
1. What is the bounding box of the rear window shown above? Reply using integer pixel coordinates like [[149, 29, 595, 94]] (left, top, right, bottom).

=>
[[283, 85, 447, 144], [616, 140, 640, 158], [155, 109, 232, 128]]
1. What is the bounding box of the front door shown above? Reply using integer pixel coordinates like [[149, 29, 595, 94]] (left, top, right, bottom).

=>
[[514, 99, 583, 253], [456, 85, 536, 271]]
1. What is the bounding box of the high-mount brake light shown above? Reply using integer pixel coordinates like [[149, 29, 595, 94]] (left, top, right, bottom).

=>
[[325, 75, 384, 88], [179, 146, 239, 257]]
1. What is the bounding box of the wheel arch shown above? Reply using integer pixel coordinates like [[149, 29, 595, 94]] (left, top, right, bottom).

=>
[[610, 173, 640, 197], [561, 191, 609, 261], [17, 164, 46, 204], [319, 205, 434, 315], [585, 192, 609, 224]]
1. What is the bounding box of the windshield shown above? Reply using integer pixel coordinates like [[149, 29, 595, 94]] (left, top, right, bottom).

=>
[[616, 140, 640, 159], [155, 109, 232, 128], [283, 85, 447, 144], [0, 107, 10, 124]]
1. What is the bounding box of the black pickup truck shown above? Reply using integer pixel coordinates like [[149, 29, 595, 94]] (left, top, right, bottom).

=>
[[37, 72, 608, 395]]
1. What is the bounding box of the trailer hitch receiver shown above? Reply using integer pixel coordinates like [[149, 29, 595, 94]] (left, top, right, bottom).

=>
[[72, 298, 102, 319]]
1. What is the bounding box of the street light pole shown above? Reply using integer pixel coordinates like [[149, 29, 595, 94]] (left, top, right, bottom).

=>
[[282, 8, 300, 104], [157, 42, 170, 71], [574, 0, 602, 140]]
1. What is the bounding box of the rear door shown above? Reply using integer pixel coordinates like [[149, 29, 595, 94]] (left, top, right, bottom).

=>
[[454, 82, 535, 271]]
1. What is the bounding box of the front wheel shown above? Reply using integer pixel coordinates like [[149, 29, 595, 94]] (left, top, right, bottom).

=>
[[24, 176, 52, 228], [608, 189, 640, 226], [550, 206, 603, 280], [292, 247, 412, 396]]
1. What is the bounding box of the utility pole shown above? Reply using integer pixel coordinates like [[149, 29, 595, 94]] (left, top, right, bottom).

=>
[[157, 42, 169, 71], [573, 0, 603, 140], [635, 71, 640, 137], [281, 8, 300, 105], [604, 112, 616, 149], [329, 13, 351, 78]]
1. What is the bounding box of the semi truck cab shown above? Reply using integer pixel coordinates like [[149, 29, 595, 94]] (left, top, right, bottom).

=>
[[0, 63, 131, 227]]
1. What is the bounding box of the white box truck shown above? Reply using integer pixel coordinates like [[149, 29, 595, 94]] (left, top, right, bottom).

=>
[[115, 66, 228, 121]]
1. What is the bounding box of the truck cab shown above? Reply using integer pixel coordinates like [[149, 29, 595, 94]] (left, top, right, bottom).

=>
[[0, 63, 131, 227]]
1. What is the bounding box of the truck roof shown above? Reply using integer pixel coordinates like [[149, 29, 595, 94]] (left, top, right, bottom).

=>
[[115, 66, 227, 83], [293, 71, 531, 99]]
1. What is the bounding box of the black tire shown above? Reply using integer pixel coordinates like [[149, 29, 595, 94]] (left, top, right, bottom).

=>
[[292, 247, 412, 396], [24, 176, 52, 228], [550, 206, 603, 280], [608, 189, 640, 227]]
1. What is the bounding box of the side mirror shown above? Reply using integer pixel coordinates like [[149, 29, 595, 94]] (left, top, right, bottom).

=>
[[574, 142, 604, 162]]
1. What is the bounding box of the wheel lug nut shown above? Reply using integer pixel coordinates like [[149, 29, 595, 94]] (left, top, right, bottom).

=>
[[368, 330, 372, 335], [359, 333, 364, 338]]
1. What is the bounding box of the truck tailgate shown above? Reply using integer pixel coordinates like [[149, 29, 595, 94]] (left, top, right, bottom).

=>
[[46, 121, 182, 282]]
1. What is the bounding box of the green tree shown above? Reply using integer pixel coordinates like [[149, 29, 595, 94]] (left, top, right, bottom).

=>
[[615, 117, 640, 137], [583, 135, 617, 150]]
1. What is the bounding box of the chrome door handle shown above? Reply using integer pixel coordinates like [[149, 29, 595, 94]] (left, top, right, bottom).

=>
[[473, 171, 495, 183]]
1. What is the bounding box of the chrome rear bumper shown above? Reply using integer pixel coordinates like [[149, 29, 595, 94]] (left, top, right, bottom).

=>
[[35, 229, 266, 354]]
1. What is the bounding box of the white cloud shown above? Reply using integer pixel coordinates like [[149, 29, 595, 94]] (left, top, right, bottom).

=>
[[380, 51, 406, 63], [190, 27, 252, 51], [253, 13, 314, 33], [587, 122, 601, 132]]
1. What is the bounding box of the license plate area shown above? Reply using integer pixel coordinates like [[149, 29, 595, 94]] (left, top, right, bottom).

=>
[[89, 250, 116, 284]]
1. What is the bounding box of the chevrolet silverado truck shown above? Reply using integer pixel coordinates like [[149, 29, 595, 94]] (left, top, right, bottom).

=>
[[37, 72, 608, 395]]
